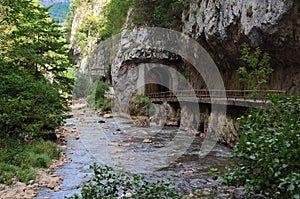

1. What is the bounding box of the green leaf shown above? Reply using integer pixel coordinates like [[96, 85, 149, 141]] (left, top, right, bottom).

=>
[[288, 184, 295, 191]]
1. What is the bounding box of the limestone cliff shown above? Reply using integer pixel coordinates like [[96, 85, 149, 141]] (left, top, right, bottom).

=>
[[70, 0, 300, 94], [69, 0, 110, 77], [69, 0, 300, 145], [182, 0, 300, 94]]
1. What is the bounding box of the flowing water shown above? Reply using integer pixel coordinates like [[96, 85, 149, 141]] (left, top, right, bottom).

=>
[[36, 106, 232, 198]]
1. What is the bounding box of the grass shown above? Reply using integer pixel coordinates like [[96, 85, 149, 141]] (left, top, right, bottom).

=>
[[0, 138, 61, 185]]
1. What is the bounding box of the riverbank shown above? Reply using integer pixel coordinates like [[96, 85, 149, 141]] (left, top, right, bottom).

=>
[[0, 126, 75, 199]]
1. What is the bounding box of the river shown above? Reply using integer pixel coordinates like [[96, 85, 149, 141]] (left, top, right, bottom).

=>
[[35, 104, 233, 198]]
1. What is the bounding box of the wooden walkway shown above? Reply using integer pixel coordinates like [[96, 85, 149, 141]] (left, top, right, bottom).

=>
[[146, 90, 285, 107]]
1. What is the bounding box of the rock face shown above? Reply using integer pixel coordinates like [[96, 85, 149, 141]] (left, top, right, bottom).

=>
[[69, 0, 300, 145], [69, 0, 108, 77], [182, 0, 300, 94]]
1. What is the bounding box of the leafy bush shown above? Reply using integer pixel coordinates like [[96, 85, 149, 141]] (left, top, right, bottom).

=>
[[222, 95, 300, 198], [73, 74, 91, 99], [69, 163, 179, 199], [237, 44, 273, 98], [129, 95, 154, 116]]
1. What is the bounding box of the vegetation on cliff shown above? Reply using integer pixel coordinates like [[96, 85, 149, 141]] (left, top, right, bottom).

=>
[[237, 44, 274, 98], [66, 0, 132, 52], [67, 0, 188, 53], [132, 0, 189, 29]]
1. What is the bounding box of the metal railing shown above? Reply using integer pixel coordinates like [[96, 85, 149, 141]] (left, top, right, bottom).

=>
[[146, 90, 285, 102]]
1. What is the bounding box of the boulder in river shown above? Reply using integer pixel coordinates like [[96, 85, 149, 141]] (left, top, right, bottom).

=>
[[103, 114, 112, 118]]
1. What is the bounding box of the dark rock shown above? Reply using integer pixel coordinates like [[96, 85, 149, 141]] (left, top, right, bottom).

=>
[[41, 133, 57, 142]]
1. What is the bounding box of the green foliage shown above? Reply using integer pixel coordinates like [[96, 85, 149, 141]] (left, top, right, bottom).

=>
[[154, 0, 188, 29], [0, 0, 74, 93], [73, 74, 91, 99], [132, 0, 155, 26], [0, 70, 67, 138], [0, 0, 73, 138], [222, 95, 300, 198], [0, 138, 60, 185], [129, 95, 154, 116], [66, 0, 132, 53], [48, 2, 70, 24], [69, 163, 179, 199], [246, 6, 253, 17], [103, 0, 133, 37], [85, 79, 111, 111], [237, 44, 274, 98], [132, 0, 189, 29]]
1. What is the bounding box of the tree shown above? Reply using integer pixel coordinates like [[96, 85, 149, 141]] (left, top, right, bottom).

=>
[[0, 0, 73, 138], [237, 44, 273, 98]]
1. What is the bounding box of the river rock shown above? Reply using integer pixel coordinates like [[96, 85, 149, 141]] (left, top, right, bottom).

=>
[[142, 138, 152, 143], [133, 116, 150, 127], [103, 114, 112, 118], [135, 130, 149, 135], [122, 143, 131, 147], [109, 142, 120, 147], [110, 149, 122, 154], [113, 131, 125, 135]]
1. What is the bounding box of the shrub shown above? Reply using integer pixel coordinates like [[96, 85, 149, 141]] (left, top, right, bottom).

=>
[[73, 74, 91, 99], [222, 95, 300, 198], [237, 44, 273, 99], [129, 95, 154, 116], [69, 163, 179, 199]]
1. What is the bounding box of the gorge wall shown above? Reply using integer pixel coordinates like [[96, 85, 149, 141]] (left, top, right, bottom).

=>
[[69, 0, 300, 145], [70, 0, 300, 94], [182, 0, 300, 94]]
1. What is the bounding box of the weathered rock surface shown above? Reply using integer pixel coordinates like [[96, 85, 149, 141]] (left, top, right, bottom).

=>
[[69, 0, 108, 76], [183, 0, 300, 94], [69, 0, 299, 146]]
